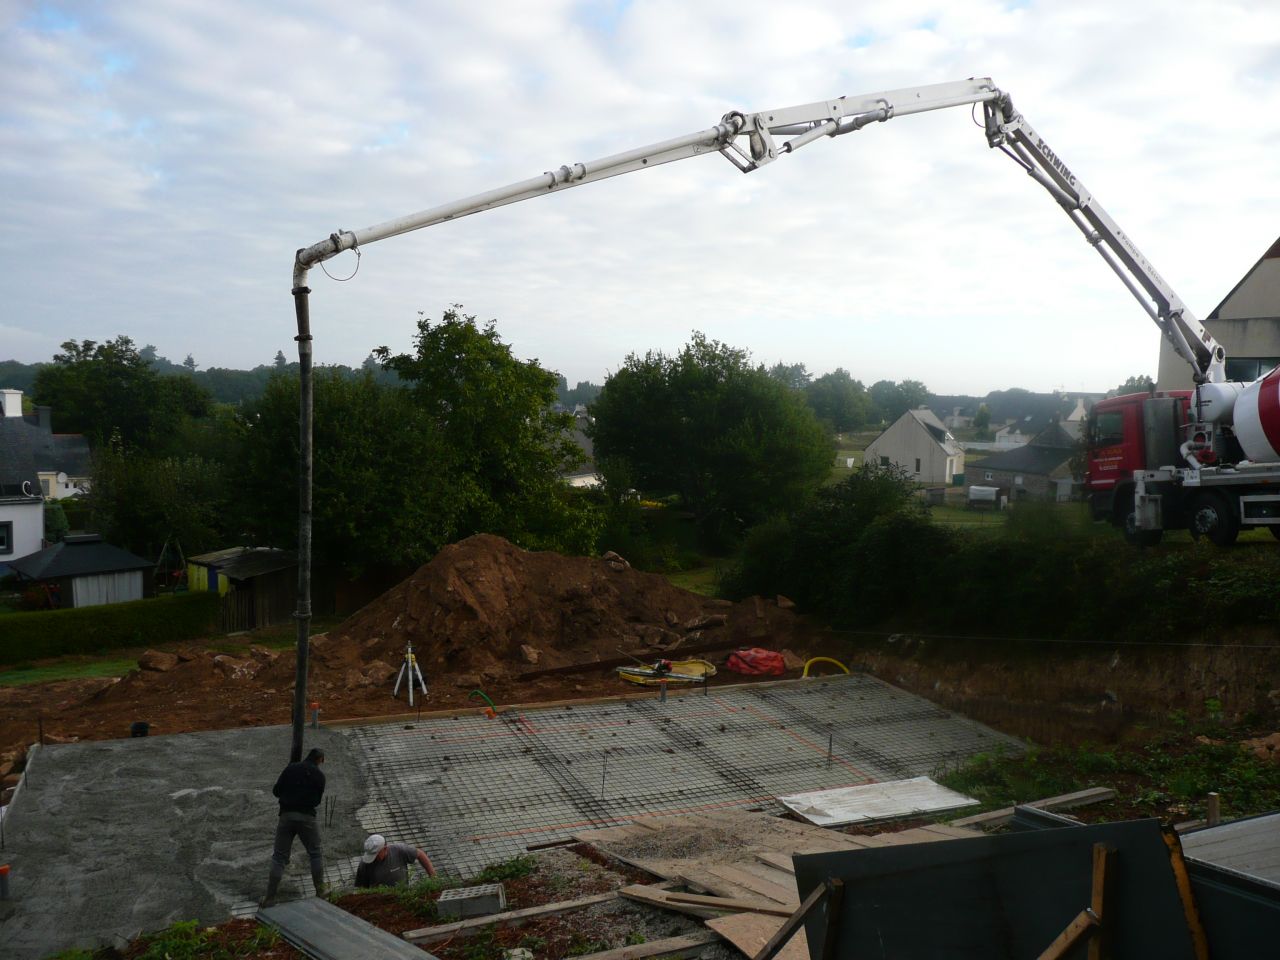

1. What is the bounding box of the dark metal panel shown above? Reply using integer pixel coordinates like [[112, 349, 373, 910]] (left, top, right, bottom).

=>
[[259, 897, 439, 960], [794, 818, 1198, 960]]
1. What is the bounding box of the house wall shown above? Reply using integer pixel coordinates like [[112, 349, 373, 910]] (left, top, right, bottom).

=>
[[864, 416, 961, 485], [71, 570, 144, 608], [0, 499, 44, 562], [37, 470, 89, 500], [971, 464, 1071, 502]]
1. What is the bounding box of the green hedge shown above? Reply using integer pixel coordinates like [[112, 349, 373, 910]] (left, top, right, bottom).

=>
[[0, 593, 220, 665]]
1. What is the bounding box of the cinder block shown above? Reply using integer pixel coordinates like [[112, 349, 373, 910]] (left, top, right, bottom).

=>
[[436, 882, 507, 919]]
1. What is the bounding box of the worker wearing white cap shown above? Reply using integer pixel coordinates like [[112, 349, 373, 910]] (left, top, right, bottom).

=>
[[354, 834, 437, 888]]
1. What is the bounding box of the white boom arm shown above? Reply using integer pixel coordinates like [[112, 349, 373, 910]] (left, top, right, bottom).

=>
[[285, 77, 1228, 760], [295, 75, 1227, 383]]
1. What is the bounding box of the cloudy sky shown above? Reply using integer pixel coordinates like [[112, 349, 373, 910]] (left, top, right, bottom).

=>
[[2, 1, 1278, 395]]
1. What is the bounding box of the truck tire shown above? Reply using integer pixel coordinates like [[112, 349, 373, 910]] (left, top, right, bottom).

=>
[[1118, 495, 1162, 546], [1188, 492, 1240, 546]]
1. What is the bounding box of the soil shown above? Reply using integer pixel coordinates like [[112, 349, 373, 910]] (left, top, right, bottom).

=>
[[0, 534, 824, 776]]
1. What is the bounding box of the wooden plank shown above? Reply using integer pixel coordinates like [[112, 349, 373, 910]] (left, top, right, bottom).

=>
[[679, 866, 760, 901], [704, 865, 798, 907], [950, 788, 1116, 829], [754, 851, 795, 874], [620, 885, 725, 919], [727, 860, 800, 891], [663, 891, 794, 917], [569, 929, 722, 960], [1035, 909, 1098, 960], [706, 913, 809, 960], [404, 891, 618, 943]]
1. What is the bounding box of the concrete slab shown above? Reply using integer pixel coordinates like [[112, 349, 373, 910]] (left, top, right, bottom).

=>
[[0, 674, 1021, 959], [0, 726, 368, 960]]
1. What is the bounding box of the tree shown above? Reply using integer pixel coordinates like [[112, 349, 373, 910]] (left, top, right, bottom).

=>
[[589, 332, 832, 543], [1107, 374, 1154, 398], [237, 369, 467, 573], [183, 354, 197, 372], [767, 362, 811, 391], [973, 404, 991, 430], [32, 336, 212, 450], [869, 379, 930, 424], [374, 307, 601, 555], [274, 350, 289, 369], [805, 369, 871, 432]]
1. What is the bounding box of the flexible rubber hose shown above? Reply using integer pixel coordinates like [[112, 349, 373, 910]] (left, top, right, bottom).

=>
[[802, 656, 849, 678]]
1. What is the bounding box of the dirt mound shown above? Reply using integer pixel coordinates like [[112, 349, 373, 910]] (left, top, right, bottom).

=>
[[0, 536, 814, 763], [316, 534, 801, 683]]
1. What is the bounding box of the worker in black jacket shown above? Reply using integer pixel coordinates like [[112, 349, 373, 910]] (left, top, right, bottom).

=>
[[260, 747, 326, 907]]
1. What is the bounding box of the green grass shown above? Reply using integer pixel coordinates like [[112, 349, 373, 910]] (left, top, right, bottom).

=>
[[0, 658, 138, 687], [664, 564, 721, 597]]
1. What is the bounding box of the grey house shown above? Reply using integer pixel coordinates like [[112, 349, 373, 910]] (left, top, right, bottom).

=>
[[864, 407, 965, 486]]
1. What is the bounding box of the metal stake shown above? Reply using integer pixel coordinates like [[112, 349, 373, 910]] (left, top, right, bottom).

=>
[[827, 732, 833, 766], [600, 751, 609, 800]]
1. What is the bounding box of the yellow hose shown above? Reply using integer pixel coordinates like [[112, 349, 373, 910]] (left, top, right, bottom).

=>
[[802, 656, 849, 678]]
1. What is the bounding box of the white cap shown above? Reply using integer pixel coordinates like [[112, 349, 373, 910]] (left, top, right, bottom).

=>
[[362, 834, 386, 863]]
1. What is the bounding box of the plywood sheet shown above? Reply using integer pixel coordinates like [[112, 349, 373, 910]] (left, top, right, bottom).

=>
[[706, 912, 809, 960]]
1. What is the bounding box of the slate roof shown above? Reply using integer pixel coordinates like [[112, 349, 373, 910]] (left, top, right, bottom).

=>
[[8, 535, 151, 580], [0, 417, 41, 496], [0, 412, 90, 494], [968, 442, 1074, 477], [188, 545, 295, 581]]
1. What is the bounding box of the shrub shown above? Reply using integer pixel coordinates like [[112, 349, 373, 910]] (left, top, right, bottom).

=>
[[0, 593, 219, 665]]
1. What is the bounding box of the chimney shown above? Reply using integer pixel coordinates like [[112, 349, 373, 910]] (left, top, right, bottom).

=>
[[1, 388, 22, 418], [36, 405, 52, 432]]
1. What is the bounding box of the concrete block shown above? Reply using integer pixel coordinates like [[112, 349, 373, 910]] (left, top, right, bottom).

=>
[[436, 883, 506, 919]]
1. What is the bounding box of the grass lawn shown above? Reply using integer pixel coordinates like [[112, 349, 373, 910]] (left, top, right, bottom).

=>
[[0, 614, 344, 687], [663, 564, 721, 597]]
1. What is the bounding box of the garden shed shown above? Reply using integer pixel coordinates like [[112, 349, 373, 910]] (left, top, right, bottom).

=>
[[8, 534, 151, 609], [188, 546, 297, 632]]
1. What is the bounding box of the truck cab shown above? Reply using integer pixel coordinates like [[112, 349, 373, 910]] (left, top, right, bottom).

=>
[[1085, 390, 1191, 531]]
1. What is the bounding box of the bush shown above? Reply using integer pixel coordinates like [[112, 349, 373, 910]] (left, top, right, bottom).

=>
[[0, 593, 219, 665]]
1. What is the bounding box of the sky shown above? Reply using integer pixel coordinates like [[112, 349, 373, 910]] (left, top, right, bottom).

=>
[[2, 1, 1278, 396]]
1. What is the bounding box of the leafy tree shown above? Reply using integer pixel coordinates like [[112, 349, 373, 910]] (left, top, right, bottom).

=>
[[274, 350, 289, 369], [237, 370, 465, 573], [44, 500, 70, 543], [973, 404, 991, 430], [182, 354, 197, 372], [32, 336, 212, 451], [1107, 374, 1154, 398], [374, 307, 601, 555], [88, 439, 234, 559], [767, 362, 811, 391], [869, 379, 930, 423], [589, 332, 832, 544], [555, 375, 603, 408], [805, 369, 871, 432]]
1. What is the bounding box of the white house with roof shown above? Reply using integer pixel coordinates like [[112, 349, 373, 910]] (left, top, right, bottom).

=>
[[864, 407, 965, 485], [0, 390, 45, 564]]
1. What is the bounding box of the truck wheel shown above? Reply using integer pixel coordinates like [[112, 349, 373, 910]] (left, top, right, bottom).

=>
[[1189, 492, 1239, 546], [1119, 498, 1162, 546]]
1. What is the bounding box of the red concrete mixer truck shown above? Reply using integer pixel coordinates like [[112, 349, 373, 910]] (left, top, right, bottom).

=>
[[292, 79, 1280, 549]]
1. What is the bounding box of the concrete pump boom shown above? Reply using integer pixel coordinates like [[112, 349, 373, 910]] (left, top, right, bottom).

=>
[[285, 77, 1227, 760]]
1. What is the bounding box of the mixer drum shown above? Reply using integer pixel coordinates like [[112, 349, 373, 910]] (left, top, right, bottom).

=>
[[1233, 366, 1280, 462]]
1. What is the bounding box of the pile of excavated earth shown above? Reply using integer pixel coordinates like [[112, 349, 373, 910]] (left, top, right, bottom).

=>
[[0, 534, 819, 781]]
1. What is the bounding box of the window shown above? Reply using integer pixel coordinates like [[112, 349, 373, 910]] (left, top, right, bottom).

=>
[[914, 458, 921, 473], [1225, 357, 1280, 382], [1091, 411, 1125, 446], [40, 478, 52, 497], [984, 471, 993, 481], [1014, 475, 1024, 486], [880, 456, 890, 467], [0, 521, 11, 555]]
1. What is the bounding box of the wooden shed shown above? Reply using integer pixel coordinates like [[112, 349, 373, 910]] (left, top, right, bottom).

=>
[[8, 534, 150, 608]]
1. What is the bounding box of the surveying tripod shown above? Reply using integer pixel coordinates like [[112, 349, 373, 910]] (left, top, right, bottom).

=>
[[392, 638, 429, 706]]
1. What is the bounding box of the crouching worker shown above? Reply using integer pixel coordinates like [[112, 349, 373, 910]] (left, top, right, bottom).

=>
[[355, 833, 437, 887], [261, 747, 327, 907]]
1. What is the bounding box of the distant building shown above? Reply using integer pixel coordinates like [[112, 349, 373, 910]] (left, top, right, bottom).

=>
[[8, 534, 150, 608], [864, 407, 965, 486], [0, 388, 91, 500], [1157, 235, 1280, 390], [967, 422, 1078, 502]]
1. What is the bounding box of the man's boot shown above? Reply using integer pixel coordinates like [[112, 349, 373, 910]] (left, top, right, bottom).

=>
[[312, 869, 327, 899], [260, 865, 283, 909]]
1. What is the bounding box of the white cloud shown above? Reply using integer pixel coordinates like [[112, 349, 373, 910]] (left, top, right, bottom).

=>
[[1, 0, 1277, 394]]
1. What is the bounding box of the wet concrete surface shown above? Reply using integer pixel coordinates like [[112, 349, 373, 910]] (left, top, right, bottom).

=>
[[0, 725, 368, 960]]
